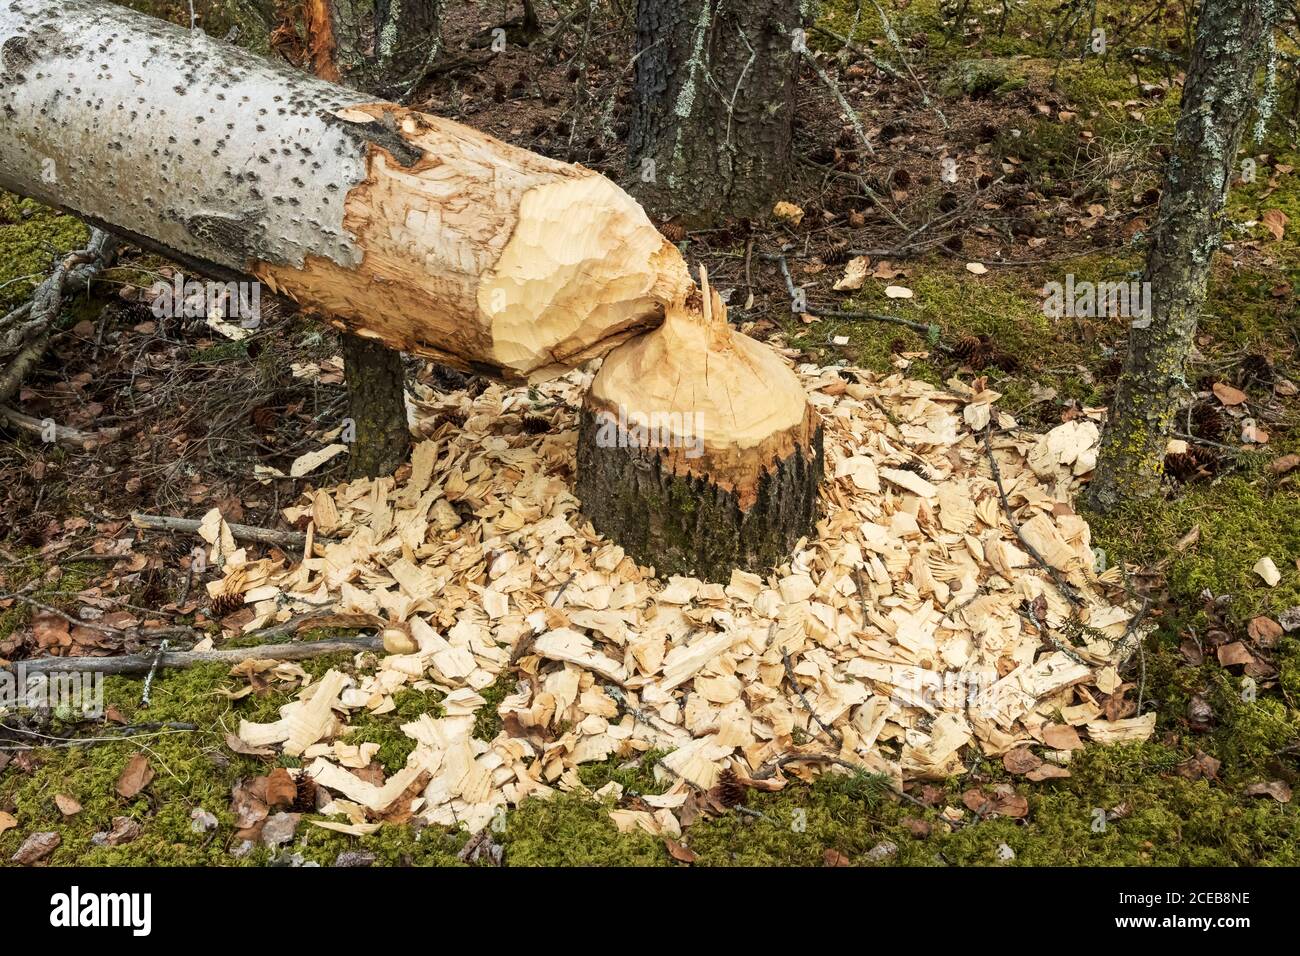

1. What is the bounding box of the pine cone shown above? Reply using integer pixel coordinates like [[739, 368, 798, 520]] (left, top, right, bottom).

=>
[[989, 349, 1021, 373], [1239, 352, 1275, 387], [952, 334, 989, 368], [249, 405, 278, 431], [1190, 402, 1226, 441], [659, 221, 686, 243], [521, 414, 551, 435], [717, 767, 746, 808], [293, 772, 319, 813], [824, 241, 854, 266], [210, 591, 243, 619], [1164, 444, 1214, 483], [435, 408, 468, 431]]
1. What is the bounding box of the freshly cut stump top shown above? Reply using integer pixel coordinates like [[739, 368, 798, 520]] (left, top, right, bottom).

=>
[[576, 282, 822, 581]]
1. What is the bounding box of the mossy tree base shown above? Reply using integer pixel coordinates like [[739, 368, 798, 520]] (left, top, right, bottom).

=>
[[576, 408, 822, 581]]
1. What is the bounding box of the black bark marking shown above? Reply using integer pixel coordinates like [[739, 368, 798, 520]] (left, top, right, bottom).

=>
[[323, 109, 424, 168], [185, 212, 277, 265]]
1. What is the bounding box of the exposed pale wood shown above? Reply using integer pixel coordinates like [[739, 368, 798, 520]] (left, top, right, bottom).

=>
[[0, 0, 692, 383], [577, 269, 823, 579]]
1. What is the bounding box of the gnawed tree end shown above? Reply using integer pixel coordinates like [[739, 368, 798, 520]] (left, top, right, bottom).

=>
[[577, 273, 822, 581]]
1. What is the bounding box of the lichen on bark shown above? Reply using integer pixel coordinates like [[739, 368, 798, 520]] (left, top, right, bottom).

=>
[[1088, 0, 1279, 512]]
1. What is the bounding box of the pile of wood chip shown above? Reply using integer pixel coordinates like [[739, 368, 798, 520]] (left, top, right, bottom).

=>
[[208, 363, 1153, 837]]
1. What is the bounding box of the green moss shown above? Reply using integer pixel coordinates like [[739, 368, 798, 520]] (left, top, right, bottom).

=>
[[941, 58, 1028, 99], [0, 194, 91, 313], [1090, 475, 1300, 617], [342, 687, 444, 772], [501, 794, 669, 866], [576, 749, 672, 795], [472, 672, 514, 741]]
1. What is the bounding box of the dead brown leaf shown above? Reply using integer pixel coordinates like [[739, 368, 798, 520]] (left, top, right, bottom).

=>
[[1247, 616, 1283, 646], [1025, 764, 1072, 782], [54, 794, 82, 816], [1176, 751, 1221, 781], [1244, 780, 1292, 803], [1212, 382, 1248, 407], [264, 767, 298, 810], [1042, 723, 1084, 750], [665, 838, 697, 864], [1216, 642, 1255, 667], [230, 778, 270, 831], [115, 753, 154, 798], [1267, 454, 1300, 476], [1262, 208, 1288, 241], [1003, 747, 1043, 775]]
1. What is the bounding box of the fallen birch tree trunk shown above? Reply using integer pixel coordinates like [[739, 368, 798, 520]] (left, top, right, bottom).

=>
[[0, 0, 690, 383]]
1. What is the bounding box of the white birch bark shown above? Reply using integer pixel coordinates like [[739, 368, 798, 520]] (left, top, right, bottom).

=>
[[0, 0, 690, 381]]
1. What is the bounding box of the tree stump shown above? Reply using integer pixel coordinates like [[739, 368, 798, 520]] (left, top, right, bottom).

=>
[[577, 271, 822, 581]]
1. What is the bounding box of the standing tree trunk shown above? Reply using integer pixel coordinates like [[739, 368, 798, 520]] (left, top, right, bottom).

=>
[[577, 269, 822, 580], [1088, 0, 1277, 511], [294, 1, 444, 477], [628, 0, 800, 226], [374, 0, 442, 84], [342, 334, 410, 476]]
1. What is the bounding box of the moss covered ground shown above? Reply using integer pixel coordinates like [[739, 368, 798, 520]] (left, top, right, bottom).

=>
[[2, 0, 1298, 865]]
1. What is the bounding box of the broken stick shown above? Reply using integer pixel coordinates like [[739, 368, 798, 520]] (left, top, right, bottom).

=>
[[130, 513, 320, 550], [11, 635, 384, 676]]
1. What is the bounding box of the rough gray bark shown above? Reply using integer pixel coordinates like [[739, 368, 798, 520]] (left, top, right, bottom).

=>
[[576, 410, 823, 581], [301, 0, 433, 477], [1088, 0, 1278, 511], [629, 0, 801, 225], [374, 0, 441, 77]]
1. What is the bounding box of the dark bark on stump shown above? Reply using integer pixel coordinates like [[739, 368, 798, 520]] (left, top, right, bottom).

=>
[[576, 409, 823, 581], [343, 334, 410, 478], [1088, 0, 1277, 511], [629, 0, 800, 226]]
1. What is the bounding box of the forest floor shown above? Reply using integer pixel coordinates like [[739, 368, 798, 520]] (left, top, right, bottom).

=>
[[1, 0, 1299, 865]]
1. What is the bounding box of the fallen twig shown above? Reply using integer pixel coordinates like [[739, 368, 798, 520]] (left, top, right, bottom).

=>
[[982, 424, 1083, 606], [0, 405, 120, 448], [11, 635, 384, 676], [140, 639, 168, 707], [131, 512, 325, 549], [782, 644, 844, 748]]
